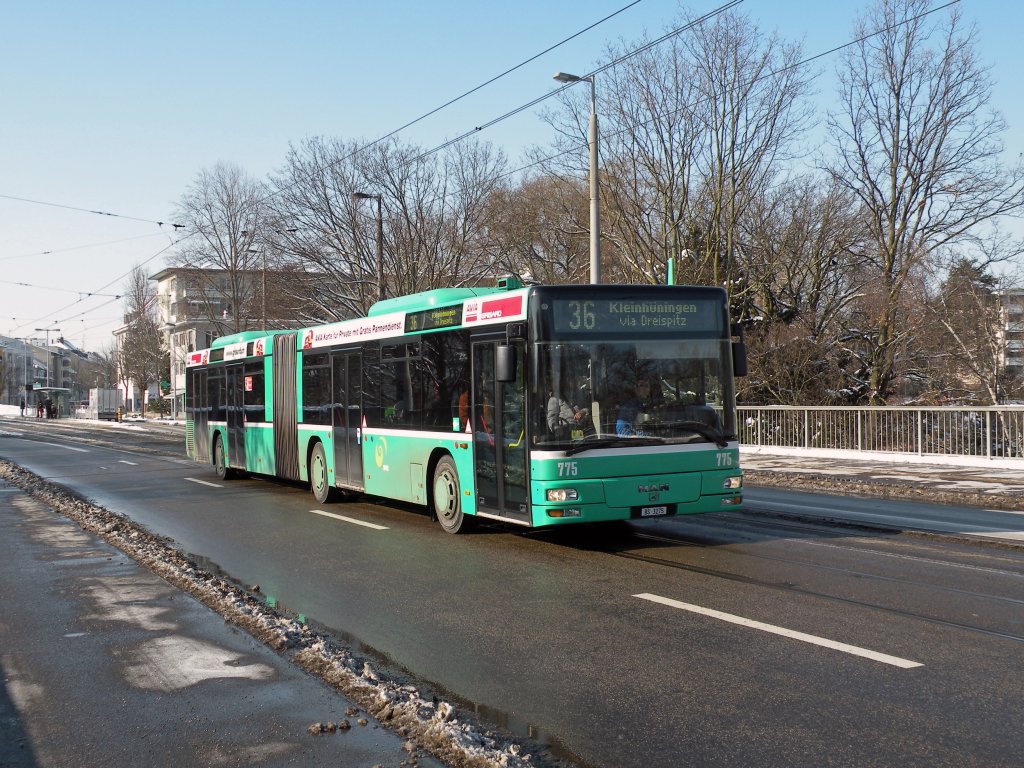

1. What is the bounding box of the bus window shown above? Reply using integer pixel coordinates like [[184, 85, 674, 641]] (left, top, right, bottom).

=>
[[244, 361, 266, 422], [302, 352, 331, 425]]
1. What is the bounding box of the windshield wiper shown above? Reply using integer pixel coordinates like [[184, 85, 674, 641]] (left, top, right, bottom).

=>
[[563, 435, 663, 456], [671, 420, 729, 448]]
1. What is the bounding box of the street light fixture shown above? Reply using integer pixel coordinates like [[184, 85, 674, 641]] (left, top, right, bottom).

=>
[[352, 192, 384, 302], [554, 71, 601, 284], [34, 326, 60, 387]]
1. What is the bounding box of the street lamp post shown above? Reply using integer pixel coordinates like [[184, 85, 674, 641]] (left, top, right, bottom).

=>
[[34, 326, 60, 387], [554, 71, 600, 284], [352, 192, 384, 302], [21, 339, 29, 412]]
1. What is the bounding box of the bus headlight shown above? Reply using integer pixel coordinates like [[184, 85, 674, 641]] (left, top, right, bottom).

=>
[[547, 488, 579, 502], [722, 476, 742, 490]]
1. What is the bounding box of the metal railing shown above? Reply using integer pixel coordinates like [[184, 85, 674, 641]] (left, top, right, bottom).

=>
[[738, 405, 1024, 459]]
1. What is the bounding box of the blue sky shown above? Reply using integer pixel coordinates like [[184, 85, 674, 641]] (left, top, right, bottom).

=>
[[2, 0, 1022, 351]]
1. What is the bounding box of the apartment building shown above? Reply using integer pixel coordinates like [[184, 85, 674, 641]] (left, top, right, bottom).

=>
[[149, 267, 241, 417], [999, 288, 1024, 379]]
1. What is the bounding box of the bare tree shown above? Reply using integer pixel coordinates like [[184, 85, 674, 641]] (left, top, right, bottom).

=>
[[684, 9, 814, 298], [483, 174, 589, 284], [365, 139, 506, 297], [828, 0, 1024, 403], [739, 176, 870, 403], [118, 266, 162, 416], [267, 137, 372, 322], [267, 136, 507, 322], [172, 163, 270, 335], [541, 8, 812, 289]]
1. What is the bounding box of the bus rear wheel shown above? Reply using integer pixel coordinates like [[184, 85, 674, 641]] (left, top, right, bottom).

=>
[[432, 456, 472, 534], [310, 443, 336, 504]]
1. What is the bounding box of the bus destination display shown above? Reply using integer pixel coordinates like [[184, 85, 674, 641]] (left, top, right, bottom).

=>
[[551, 297, 722, 334], [404, 305, 462, 333]]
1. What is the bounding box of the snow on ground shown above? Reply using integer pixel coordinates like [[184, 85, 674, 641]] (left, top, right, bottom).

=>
[[0, 459, 547, 768]]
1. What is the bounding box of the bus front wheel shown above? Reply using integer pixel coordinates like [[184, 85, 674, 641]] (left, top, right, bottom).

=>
[[310, 443, 336, 504], [432, 456, 472, 534], [214, 437, 235, 480]]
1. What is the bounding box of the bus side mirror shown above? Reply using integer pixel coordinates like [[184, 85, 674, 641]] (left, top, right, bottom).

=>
[[732, 341, 748, 377], [496, 344, 517, 383]]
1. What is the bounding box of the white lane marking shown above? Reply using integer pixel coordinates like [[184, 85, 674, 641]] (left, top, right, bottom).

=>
[[39, 441, 89, 453], [119, 460, 139, 466], [185, 477, 222, 488], [634, 593, 923, 669], [310, 509, 389, 530]]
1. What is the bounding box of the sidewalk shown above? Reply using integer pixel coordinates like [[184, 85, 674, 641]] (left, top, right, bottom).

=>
[[740, 448, 1024, 502], [740, 448, 1024, 543], [0, 478, 444, 768]]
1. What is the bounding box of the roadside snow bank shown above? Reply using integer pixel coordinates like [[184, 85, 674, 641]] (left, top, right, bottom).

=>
[[0, 459, 552, 768]]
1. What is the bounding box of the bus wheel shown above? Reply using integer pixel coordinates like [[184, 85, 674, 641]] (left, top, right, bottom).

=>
[[214, 438, 234, 480], [310, 443, 336, 504], [432, 456, 472, 534]]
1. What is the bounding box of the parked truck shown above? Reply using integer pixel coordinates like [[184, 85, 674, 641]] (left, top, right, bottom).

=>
[[87, 388, 123, 421]]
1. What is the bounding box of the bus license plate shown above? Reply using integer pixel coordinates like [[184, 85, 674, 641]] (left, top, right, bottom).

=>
[[640, 505, 668, 517]]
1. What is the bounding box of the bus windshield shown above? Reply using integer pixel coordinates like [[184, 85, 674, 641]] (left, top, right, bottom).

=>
[[533, 338, 735, 449]]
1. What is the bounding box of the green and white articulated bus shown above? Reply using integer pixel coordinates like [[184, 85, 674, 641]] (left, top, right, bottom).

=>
[[184, 278, 747, 533]]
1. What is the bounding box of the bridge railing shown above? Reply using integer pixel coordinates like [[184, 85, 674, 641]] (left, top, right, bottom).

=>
[[737, 405, 1024, 459]]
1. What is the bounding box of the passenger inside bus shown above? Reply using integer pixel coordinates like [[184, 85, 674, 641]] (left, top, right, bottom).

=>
[[546, 378, 590, 439], [616, 377, 657, 436]]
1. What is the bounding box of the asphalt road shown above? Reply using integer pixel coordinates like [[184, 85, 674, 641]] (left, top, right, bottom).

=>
[[3, 418, 1024, 767]]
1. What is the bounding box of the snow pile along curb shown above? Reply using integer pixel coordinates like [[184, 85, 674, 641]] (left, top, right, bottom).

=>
[[0, 459, 552, 768]]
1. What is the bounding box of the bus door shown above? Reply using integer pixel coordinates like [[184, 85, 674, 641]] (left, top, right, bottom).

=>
[[472, 340, 529, 522], [190, 368, 210, 463], [225, 362, 246, 469], [332, 350, 364, 490]]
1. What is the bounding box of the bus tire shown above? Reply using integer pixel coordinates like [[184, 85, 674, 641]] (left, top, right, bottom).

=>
[[432, 455, 472, 534], [309, 443, 336, 504], [214, 436, 235, 480]]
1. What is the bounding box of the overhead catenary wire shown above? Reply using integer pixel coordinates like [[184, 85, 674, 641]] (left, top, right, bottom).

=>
[[0, 193, 184, 229], [0, 278, 120, 298], [255, 0, 660, 210], [22, 0, 753, 338], [11, 0, 957, 342], [0, 232, 173, 263], [392, 0, 964, 219], [8, 237, 183, 337], [6, 1, 652, 339]]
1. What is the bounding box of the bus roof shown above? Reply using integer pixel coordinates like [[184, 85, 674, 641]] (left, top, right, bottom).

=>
[[210, 329, 290, 349], [367, 280, 521, 317]]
